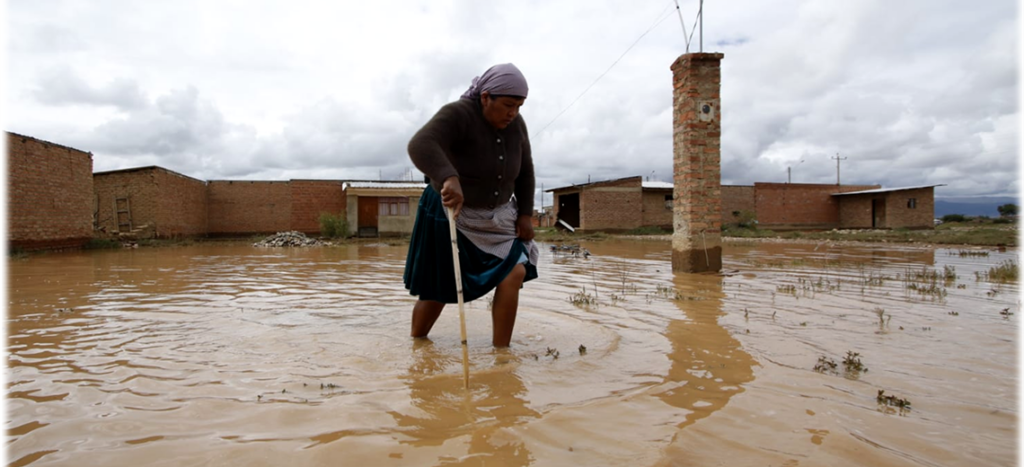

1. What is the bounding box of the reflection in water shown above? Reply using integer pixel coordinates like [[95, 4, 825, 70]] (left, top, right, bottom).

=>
[[655, 273, 754, 430], [6, 241, 1018, 466], [391, 341, 538, 466]]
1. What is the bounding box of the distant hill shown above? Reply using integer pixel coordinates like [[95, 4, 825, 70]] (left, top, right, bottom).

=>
[[935, 196, 1019, 218]]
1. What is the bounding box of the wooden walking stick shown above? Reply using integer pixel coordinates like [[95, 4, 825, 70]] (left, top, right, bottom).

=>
[[447, 206, 471, 389]]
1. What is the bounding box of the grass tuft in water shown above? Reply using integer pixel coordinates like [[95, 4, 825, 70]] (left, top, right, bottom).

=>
[[877, 390, 911, 409], [980, 260, 1018, 283], [843, 351, 868, 374], [568, 287, 597, 307]]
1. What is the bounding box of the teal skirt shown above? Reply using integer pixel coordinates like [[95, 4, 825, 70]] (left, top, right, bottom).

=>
[[404, 186, 538, 304]]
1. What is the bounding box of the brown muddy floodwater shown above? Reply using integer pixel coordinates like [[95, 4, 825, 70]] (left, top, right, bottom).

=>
[[7, 239, 1019, 466]]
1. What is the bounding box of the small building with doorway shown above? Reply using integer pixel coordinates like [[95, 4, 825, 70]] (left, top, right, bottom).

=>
[[722, 182, 943, 230], [832, 184, 944, 229], [547, 176, 673, 232], [343, 181, 427, 237]]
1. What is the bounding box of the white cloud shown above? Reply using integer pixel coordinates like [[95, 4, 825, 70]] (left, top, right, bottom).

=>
[[5, 0, 1018, 205]]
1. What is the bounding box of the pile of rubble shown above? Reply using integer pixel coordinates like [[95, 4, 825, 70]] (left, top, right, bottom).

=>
[[253, 231, 329, 247]]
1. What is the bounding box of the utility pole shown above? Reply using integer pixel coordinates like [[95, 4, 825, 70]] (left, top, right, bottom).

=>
[[787, 159, 804, 184], [832, 153, 847, 185]]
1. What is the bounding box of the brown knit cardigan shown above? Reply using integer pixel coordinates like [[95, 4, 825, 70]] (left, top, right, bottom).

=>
[[407, 98, 534, 214]]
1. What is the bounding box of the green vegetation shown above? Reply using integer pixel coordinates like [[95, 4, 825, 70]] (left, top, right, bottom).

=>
[[953, 249, 989, 258], [568, 287, 597, 307], [877, 390, 911, 410], [318, 212, 349, 239], [997, 203, 1018, 217], [722, 224, 776, 238], [813, 351, 868, 378], [941, 214, 967, 223], [723, 220, 1016, 247], [8, 246, 28, 258], [978, 260, 1018, 283]]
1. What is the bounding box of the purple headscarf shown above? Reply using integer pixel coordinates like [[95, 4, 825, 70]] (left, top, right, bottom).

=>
[[460, 63, 529, 100]]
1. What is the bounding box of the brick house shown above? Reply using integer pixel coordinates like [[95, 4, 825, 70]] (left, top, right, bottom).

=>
[[832, 185, 943, 229], [342, 181, 427, 237], [95, 171, 422, 238], [7, 131, 419, 245], [746, 183, 880, 230], [7, 132, 94, 250], [547, 176, 673, 232], [722, 183, 942, 230], [548, 176, 942, 233]]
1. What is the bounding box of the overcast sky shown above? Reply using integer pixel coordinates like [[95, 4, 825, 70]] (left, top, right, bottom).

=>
[[5, 0, 1020, 206]]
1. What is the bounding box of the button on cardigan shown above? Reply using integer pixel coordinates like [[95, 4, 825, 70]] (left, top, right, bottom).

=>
[[408, 98, 535, 215]]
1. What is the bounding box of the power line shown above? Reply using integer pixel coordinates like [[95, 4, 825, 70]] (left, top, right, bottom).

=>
[[534, 3, 676, 138]]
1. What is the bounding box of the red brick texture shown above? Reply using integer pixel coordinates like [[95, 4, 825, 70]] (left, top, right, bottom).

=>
[[95, 167, 208, 238], [671, 53, 724, 272], [290, 181, 346, 234], [755, 183, 878, 230], [883, 188, 935, 229], [551, 176, 665, 232], [837, 196, 873, 229], [208, 181, 291, 235], [838, 188, 935, 229], [641, 189, 673, 230], [721, 185, 755, 223], [580, 178, 643, 231], [7, 132, 94, 250], [94, 168, 160, 235], [156, 169, 208, 236]]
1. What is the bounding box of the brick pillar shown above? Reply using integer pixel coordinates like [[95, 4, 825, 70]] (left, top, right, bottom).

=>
[[671, 53, 724, 273]]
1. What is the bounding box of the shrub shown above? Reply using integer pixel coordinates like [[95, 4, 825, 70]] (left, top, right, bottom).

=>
[[941, 214, 967, 223], [734, 210, 758, 228], [318, 212, 349, 239]]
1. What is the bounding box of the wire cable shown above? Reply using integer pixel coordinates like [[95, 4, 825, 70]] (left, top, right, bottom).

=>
[[534, 3, 676, 138], [674, 0, 690, 50], [686, 6, 701, 53]]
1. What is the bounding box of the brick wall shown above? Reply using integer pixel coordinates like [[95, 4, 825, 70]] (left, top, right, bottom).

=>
[[580, 177, 643, 231], [755, 183, 878, 230], [641, 190, 673, 229], [885, 188, 935, 229], [154, 169, 207, 237], [8, 132, 94, 250], [721, 185, 755, 224], [94, 168, 160, 235], [838, 196, 874, 229], [208, 181, 291, 235], [290, 180, 346, 234], [95, 167, 207, 238]]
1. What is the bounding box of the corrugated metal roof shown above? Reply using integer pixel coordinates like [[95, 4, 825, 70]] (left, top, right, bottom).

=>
[[343, 181, 427, 190], [831, 184, 946, 196], [642, 181, 673, 189]]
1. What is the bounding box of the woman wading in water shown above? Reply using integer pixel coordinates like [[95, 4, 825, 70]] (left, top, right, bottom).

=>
[[404, 63, 539, 347]]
